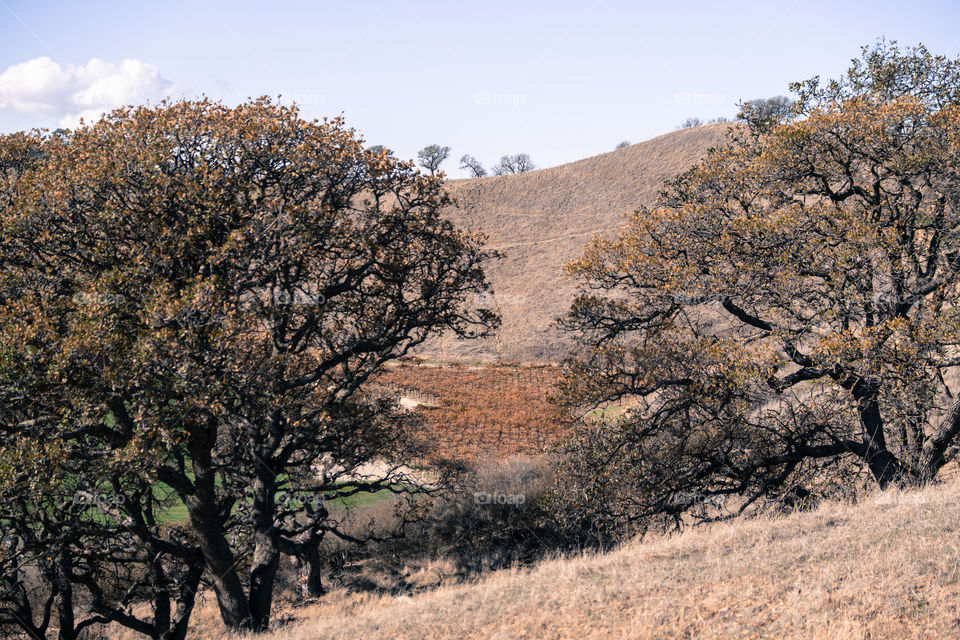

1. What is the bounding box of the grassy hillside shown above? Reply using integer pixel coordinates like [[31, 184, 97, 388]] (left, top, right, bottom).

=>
[[208, 479, 960, 640], [415, 123, 730, 363]]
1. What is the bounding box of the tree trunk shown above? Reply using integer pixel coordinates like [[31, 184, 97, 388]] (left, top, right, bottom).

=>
[[56, 607, 77, 640], [149, 558, 171, 640], [55, 551, 77, 640], [165, 563, 204, 640], [186, 427, 253, 632], [857, 394, 905, 488], [186, 508, 253, 631], [919, 398, 960, 481], [248, 475, 280, 631], [297, 543, 326, 598]]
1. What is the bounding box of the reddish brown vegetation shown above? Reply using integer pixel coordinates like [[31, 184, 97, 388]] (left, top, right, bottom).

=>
[[375, 363, 569, 461]]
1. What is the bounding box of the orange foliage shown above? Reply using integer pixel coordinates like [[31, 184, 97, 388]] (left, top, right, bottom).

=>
[[374, 363, 569, 462]]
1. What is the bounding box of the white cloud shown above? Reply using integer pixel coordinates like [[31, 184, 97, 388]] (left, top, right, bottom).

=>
[[0, 57, 174, 128]]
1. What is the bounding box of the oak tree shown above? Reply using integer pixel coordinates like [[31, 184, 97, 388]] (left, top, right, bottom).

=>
[[0, 98, 498, 634], [491, 153, 535, 175], [416, 144, 451, 176], [557, 42, 960, 537], [459, 154, 487, 178]]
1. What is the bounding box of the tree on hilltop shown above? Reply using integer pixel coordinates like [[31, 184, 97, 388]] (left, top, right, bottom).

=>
[[459, 154, 487, 177], [677, 117, 703, 129], [417, 143, 451, 175], [738, 94, 795, 129], [492, 153, 535, 175]]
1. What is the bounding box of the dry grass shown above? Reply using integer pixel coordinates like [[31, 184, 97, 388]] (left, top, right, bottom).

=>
[[418, 124, 730, 364], [209, 480, 960, 640]]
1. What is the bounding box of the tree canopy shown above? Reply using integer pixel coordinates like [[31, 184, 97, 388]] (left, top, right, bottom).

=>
[[491, 153, 535, 175], [557, 42, 960, 537], [0, 98, 498, 635], [417, 144, 451, 175], [459, 154, 487, 178]]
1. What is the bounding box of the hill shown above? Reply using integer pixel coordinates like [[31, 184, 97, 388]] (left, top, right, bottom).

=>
[[245, 479, 960, 640], [415, 123, 730, 363]]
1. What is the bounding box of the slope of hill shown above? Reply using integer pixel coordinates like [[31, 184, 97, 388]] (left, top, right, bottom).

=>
[[416, 123, 730, 363], [248, 479, 960, 640]]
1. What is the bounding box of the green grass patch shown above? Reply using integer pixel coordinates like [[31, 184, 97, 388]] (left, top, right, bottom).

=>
[[153, 481, 405, 523], [587, 404, 625, 420]]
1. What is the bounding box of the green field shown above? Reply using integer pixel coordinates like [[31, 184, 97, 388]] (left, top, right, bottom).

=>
[[151, 481, 399, 523]]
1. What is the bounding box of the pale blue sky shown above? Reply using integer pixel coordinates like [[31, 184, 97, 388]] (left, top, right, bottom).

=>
[[2, 0, 959, 176]]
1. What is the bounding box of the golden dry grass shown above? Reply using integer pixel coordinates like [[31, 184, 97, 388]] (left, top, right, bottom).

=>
[[419, 124, 730, 364], [202, 480, 960, 640]]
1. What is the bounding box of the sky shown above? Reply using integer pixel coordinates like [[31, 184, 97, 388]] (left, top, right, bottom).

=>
[[1, 0, 959, 177]]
